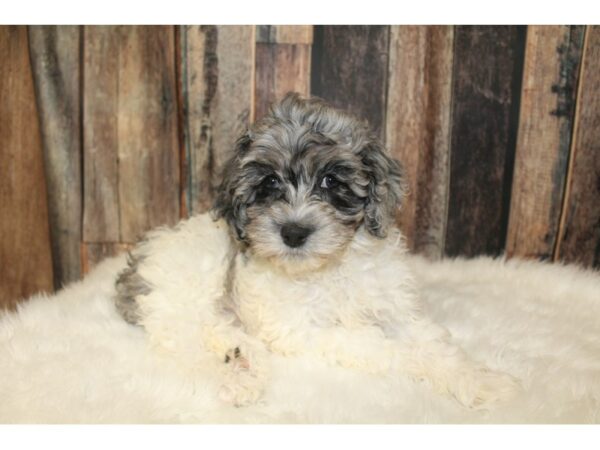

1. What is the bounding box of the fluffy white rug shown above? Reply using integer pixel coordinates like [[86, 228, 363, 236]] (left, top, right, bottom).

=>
[[1, 253, 599, 423]]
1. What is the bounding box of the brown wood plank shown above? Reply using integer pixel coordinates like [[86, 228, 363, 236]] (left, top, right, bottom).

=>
[[506, 26, 585, 262], [556, 26, 600, 268], [445, 26, 527, 257], [311, 26, 389, 138], [82, 26, 120, 242], [83, 26, 180, 244], [179, 25, 255, 215], [81, 242, 132, 275], [255, 42, 311, 120], [386, 26, 454, 258], [28, 25, 83, 288], [256, 25, 313, 44], [0, 26, 54, 308], [116, 26, 180, 242]]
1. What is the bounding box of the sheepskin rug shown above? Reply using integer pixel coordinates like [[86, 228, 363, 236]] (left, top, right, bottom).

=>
[[1, 252, 599, 423]]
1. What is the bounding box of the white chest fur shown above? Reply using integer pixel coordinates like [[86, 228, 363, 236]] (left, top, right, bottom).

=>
[[231, 228, 423, 351], [130, 214, 519, 409]]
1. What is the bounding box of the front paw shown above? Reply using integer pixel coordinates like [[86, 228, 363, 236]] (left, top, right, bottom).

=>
[[219, 344, 267, 407], [453, 367, 521, 410]]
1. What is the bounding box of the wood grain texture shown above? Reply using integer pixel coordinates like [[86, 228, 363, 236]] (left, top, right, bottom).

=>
[[311, 26, 389, 137], [82, 26, 120, 242], [0, 26, 54, 308], [179, 25, 255, 215], [116, 26, 180, 241], [255, 42, 311, 120], [556, 26, 600, 268], [445, 26, 527, 257], [386, 26, 453, 258], [28, 25, 83, 288], [506, 26, 584, 262], [256, 25, 313, 44], [83, 26, 180, 244], [81, 242, 132, 274]]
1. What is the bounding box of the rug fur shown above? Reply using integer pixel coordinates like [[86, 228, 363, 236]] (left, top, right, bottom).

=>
[[1, 253, 599, 423]]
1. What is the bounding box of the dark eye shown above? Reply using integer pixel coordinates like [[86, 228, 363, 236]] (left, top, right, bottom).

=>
[[261, 175, 280, 189], [255, 175, 281, 202], [320, 174, 340, 189]]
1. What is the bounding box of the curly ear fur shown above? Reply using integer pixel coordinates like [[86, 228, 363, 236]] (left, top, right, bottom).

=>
[[360, 139, 406, 238], [212, 132, 252, 241]]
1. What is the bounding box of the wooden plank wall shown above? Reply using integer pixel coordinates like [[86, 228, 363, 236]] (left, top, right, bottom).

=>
[[555, 26, 600, 267], [0, 26, 54, 308], [385, 26, 454, 258], [506, 26, 585, 261], [1, 25, 599, 308], [179, 25, 255, 215], [445, 26, 527, 257], [82, 26, 180, 268]]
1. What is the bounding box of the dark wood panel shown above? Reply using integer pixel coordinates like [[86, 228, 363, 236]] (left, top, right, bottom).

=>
[[83, 26, 180, 244], [255, 42, 311, 120], [445, 26, 527, 257], [506, 26, 584, 262], [256, 25, 313, 44], [179, 25, 255, 215], [556, 26, 600, 268], [28, 25, 83, 287], [311, 26, 389, 138], [0, 26, 54, 308], [386, 26, 454, 258]]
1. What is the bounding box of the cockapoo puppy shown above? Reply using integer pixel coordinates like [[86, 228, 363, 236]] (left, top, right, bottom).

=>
[[115, 93, 519, 408]]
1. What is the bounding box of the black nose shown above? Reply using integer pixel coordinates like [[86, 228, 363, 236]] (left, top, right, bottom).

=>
[[280, 223, 313, 248]]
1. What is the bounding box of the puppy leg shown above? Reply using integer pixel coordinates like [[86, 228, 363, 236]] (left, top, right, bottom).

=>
[[200, 321, 269, 407], [219, 341, 269, 407], [393, 319, 520, 409], [272, 323, 518, 410]]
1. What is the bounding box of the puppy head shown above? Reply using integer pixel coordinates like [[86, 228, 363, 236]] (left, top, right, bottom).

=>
[[213, 93, 405, 273]]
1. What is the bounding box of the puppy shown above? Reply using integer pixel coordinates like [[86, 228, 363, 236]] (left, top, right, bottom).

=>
[[115, 93, 519, 408]]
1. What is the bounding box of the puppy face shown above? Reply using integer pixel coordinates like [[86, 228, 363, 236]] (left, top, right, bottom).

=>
[[214, 93, 404, 274]]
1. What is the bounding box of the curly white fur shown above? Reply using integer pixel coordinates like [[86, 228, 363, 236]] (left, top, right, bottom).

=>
[[127, 213, 518, 409], [2, 244, 600, 423]]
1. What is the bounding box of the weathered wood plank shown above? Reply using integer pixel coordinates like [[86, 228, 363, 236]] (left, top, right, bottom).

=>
[[256, 25, 313, 44], [81, 242, 132, 275], [83, 26, 180, 244], [445, 26, 527, 257], [179, 25, 255, 215], [255, 42, 311, 120], [311, 26, 389, 138], [386, 26, 454, 258], [116, 26, 180, 242], [82, 26, 120, 242], [28, 25, 83, 287], [506, 26, 585, 262], [556, 26, 600, 268], [0, 26, 54, 308]]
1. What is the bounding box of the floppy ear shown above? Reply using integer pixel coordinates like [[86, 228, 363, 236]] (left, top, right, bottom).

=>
[[359, 139, 406, 238], [212, 132, 252, 241]]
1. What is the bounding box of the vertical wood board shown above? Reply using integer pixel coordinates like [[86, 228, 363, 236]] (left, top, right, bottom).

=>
[[445, 26, 527, 257], [386, 26, 454, 258], [83, 26, 180, 244], [506, 26, 584, 261], [556, 26, 600, 268], [255, 42, 311, 120], [0, 26, 54, 307], [311, 26, 389, 138], [28, 25, 83, 287], [180, 25, 255, 214]]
